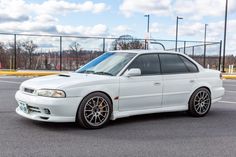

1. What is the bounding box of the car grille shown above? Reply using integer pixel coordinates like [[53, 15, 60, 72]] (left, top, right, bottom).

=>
[[28, 105, 41, 113]]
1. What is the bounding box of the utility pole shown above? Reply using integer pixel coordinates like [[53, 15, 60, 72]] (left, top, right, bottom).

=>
[[175, 16, 183, 51], [222, 0, 228, 72], [144, 14, 150, 50], [203, 24, 208, 68]]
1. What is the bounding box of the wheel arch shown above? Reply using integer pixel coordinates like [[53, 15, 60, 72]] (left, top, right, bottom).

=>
[[197, 86, 211, 94], [188, 86, 211, 106]]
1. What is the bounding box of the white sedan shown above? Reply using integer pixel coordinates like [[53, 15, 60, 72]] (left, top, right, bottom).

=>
[[15, 50, 225, 129]]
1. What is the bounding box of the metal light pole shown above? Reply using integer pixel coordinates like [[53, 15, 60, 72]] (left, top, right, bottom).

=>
[[144, 14, 150, 33], [222, 0, 228, 72], [144, 14, 150, 50], [203, 24, 208, 68], [175, 16, 183, 51], [14, 34, 16, 70], [59, 36, 62, 71]]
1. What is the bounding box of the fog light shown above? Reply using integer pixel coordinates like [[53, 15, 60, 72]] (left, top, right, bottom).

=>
[[44, 108, 51, 115]]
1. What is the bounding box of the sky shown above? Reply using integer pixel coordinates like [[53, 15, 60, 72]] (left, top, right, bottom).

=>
[[0, 0, 236, 54]]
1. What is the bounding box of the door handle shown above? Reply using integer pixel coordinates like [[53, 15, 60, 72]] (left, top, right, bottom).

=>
[[190, 80, 195, 83], [153, 82, 161, 85]]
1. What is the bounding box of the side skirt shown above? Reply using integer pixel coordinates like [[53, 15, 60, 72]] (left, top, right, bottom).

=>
[[111, 105, 188, 120]]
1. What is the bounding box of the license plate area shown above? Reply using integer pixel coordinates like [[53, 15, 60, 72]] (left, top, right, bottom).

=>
[[19, 101, 29, 114]]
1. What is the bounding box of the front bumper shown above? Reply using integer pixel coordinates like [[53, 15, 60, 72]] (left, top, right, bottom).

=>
[[15, 90, 83, 122]]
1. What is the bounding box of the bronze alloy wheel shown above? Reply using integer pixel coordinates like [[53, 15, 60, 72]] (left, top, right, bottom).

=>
[[83, 96, 110, 127], [77, 92, 112, 129]]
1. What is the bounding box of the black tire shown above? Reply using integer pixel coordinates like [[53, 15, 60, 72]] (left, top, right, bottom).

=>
[[188, 88, 211, 117], [77, 92, 112, 129]]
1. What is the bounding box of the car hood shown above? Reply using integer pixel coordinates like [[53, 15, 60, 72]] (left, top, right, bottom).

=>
[[20, 72, 115, 90]]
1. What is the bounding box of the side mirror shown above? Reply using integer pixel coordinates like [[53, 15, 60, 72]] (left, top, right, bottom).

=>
[[123, 68, 141, 77]]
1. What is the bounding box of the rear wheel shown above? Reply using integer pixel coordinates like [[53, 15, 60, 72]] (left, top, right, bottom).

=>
[[77, 92, 112, 129], [188, 88, 211, 117]]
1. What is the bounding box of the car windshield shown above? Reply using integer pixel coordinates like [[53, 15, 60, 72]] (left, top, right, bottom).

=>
[[76, 52, 137, 76]]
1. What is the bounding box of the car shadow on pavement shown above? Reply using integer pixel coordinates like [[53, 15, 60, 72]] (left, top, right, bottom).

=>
[[19, 107, 229, 130], [21, 111, 189, 131], [31, 121, 79, 130], [109, 111, 188, 126], [15, 109, 233, 141]]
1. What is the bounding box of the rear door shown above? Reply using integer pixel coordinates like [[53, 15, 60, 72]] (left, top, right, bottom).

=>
[[159, 54, 198, 107]]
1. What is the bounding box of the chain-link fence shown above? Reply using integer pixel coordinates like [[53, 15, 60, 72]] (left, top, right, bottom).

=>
[[0, 33, 222, 71], [162, 40, 222, 70]]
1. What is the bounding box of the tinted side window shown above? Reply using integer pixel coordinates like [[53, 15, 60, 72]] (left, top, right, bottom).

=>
[[179, 56, 198, 72], [128, 54, 160, 75], [159, 54, 188, 74]]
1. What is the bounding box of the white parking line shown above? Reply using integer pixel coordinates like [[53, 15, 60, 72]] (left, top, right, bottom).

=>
[[0, 80, 21, 84], [223, 84, 236, 87], [0, 76, 16, 78], [225, 90, 236, 93], [219, 101, 236, 104]]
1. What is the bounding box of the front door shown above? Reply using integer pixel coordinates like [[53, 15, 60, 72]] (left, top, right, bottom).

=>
[[118, 53, 163, 111]]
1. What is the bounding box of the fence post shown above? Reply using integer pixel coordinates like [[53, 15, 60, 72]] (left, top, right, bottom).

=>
[[192, 46, 195, 57], [14, 34, 16, 70], [144, 39, 147, 50], [203, 42, 206, 68], [218, 40, 222, 71], [103, 38, 105, 53], [183, 41, 186, 54], [29, 50, 32, 70], [59, 36, 62, 71]]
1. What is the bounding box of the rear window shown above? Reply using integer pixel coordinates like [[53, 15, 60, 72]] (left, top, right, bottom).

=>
[[159, 54, 188, 74], [179, 56, 198, 72]]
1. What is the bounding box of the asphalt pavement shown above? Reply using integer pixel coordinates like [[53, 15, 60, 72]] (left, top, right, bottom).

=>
[[0, 76, 236, 157]]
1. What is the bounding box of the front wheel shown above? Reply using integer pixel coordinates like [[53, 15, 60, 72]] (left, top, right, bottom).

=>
[[77, 92, 112, 129], [188, 88, 211, 117]]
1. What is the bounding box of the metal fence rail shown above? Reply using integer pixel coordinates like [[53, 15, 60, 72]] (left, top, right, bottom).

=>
[[0, 33, 222, 71]]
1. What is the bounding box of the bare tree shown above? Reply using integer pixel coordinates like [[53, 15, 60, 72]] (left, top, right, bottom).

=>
[[111, 35, 145, 50], [129, 40, 145, 50], [0, 42, 4, 49], [69, 41, 80, 69], [22, 40, 38, 69], [0, 42, 5, 56], [0, 42, 6, 68], [8, 41, 24, 69]]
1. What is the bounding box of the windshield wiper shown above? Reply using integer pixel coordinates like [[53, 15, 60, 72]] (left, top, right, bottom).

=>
[[78, 70, 95, 74], [78, 70, 113, 76], [94, 71, 114, 76]]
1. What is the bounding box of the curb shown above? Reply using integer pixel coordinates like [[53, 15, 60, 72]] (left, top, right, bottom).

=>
[[0, 71, 61, 76], [223, 75, 236, 79]]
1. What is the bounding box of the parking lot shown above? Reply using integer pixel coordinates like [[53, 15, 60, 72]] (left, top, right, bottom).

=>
[[0, 76, 236, 157]]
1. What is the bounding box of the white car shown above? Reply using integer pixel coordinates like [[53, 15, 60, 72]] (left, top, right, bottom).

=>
[[15, 50, 225, 129]]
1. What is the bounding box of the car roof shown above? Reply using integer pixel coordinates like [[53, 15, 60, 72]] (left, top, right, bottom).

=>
[[109, 49, 204, 71], [109, 50, 182, 55]]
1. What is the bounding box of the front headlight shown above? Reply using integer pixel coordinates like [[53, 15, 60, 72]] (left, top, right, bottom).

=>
[[37, 89, 66, 98]]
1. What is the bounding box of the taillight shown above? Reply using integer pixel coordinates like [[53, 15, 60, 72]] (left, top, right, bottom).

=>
[[220, 73, 223, 80]]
